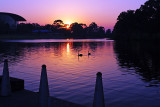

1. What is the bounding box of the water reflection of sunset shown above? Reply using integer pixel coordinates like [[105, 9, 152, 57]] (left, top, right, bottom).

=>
[[0, 39, 159, 107], [67, 43, 70, 53], [0, 40, 116, 106]]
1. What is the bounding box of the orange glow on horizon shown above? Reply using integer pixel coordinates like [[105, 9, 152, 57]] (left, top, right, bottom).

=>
[[65, 21, 71, 29], [66, 25, 70, 29]]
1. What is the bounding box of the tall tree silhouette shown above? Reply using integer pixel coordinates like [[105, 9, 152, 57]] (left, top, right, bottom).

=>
[[98, 26, 105, 35], [106, 29, 112, 38], [113, 0, 160, 40], [53, 19, 64, 29], [70, 22, 84, 35], [88, 22, 98, 33]]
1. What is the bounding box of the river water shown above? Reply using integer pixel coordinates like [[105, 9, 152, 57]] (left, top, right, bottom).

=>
[[0, 39, 160, 107]]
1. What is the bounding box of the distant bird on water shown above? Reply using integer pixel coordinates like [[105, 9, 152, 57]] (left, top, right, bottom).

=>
[[78, 51, 83, 56], [88, 51, 91, 55]]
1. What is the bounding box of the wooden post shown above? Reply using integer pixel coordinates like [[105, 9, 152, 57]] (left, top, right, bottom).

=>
[[93, 72, 105, 107], [39, 65, 49, 107], [0, 59, 11, 96]]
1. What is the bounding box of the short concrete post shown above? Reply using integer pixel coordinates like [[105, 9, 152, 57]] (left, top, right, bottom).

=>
[[0, 59, 11, 96], [39, 65, 49, 107], [93, 72, 105, 107]]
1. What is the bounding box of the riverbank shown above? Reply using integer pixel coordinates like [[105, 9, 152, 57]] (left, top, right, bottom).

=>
[[0, 33, 68, 40], [0, 33, 106, 40], [112, 33, 160, 41]]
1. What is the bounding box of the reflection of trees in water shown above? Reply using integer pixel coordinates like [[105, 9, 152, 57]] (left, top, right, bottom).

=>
[[88, 42, 97, 52], [0, 41, 106, 64], [88, 42, 105, 52], [114, 41, 160, 86], [0, 43, 54, 65], [72, 42, 83, 51], [0, 43, 26, 65], [69, 42, 105, 52]]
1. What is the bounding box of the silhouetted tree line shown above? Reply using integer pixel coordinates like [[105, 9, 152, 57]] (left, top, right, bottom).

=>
[[0, 16, 111, 38], [106, 29, 112, 38], [17, 23, 36, 33], [113, 0, 160, 40], [16, 20, 108, 38], [70, 22, 106, 38], [52, 20, 107, 38]]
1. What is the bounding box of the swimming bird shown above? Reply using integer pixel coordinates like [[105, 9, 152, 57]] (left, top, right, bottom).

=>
[[88, 51, 91, 55], [78, 51, 83, 56]]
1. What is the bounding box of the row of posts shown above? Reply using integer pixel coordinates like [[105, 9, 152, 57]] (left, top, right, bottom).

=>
[[0, 59, 105, 107]]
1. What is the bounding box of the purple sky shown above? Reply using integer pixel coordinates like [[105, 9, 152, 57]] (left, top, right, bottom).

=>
[[0, 0, 148, 29]]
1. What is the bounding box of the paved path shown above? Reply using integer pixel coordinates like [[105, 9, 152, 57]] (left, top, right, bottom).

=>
[[0, 90, 85, 107]]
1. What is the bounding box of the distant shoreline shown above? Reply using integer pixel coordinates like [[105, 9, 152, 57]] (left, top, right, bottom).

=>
[[0, 33, 106, 40], [112, 33, 160, 41]]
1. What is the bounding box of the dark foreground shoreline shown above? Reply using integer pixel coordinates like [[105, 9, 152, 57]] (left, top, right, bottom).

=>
[[0, 89, 85, 107]]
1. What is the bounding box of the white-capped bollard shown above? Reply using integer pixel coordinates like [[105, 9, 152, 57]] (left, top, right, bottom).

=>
[[93, 72, 105, 107], [39, 65, 49, 107], [0, 59, 11, 96]]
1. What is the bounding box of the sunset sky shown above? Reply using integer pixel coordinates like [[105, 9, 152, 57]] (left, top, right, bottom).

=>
[[1, 0, 148, 29]]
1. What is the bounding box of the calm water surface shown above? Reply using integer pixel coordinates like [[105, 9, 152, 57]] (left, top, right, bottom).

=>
[[0, 39, 160, 107]]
